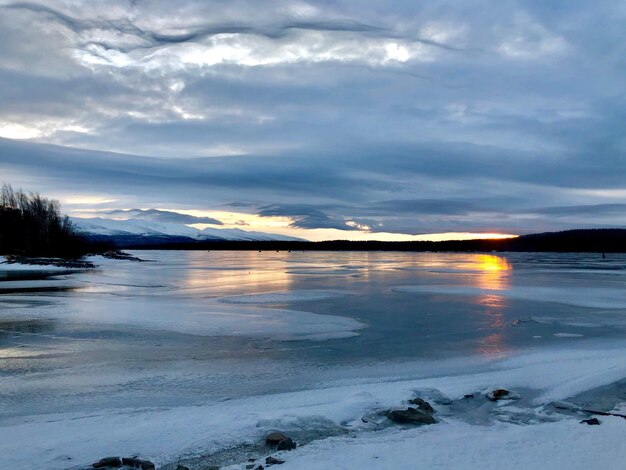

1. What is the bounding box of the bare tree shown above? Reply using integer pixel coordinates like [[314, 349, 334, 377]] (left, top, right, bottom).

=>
[[0, 184, 84, 257]]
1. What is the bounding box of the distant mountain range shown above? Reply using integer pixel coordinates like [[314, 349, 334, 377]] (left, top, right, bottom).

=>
[[72, 221, 626, 253], [72, 217, 303, 245]]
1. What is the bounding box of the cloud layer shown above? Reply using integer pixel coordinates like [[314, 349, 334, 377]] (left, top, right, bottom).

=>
[[0, 0, 625, 237]]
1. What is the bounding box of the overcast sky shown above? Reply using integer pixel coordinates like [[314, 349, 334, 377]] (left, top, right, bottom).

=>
[[0, 0, 625, 240]]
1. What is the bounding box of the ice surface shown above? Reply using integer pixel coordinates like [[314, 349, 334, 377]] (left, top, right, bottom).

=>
[[533, 313, 626, 328], [2, 251, 625, 469], [393, 285, 626, 309], [218, 290, 351, 304], [0, 296, 365, 341], [0, 279, 81, 292]]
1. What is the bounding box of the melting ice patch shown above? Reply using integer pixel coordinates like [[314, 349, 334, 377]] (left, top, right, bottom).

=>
[[0, 296, 365, 341], [393, 285, 626, 309], [217, 290, 351, 304]]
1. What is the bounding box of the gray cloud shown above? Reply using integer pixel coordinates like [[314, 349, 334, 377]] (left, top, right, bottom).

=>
[[258, 204, 357, 230], [0, 0, 625, 237], [529, 204, 626, 218], [104, 208, 223, 225], [2, 1, 465, 54]]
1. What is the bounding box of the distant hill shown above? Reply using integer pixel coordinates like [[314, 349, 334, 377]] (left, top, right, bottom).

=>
[[72, 217, 303, 245], [98, 228, 626, 253], [500, 229, 626, 253]]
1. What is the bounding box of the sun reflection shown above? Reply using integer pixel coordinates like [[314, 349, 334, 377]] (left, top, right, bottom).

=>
[[473, 254, 512, 291], [181, 251, 293, 297], [469, 254, 512, 357]]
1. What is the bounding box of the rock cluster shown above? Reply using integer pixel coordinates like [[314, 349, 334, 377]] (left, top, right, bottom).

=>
[[386, 396, 437, 425], [92, 456, 155, 469], [408, 397, 435, 413]]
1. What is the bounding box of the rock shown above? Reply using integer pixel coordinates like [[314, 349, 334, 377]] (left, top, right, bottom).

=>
[[580, 418, 601, 425], [246, 465, 255, 469], [176, 466, 191, 470], [121, 457, 156, 469], [92, 457, 122, 468], [486, 388, 518, 401], [463, 394, 475, 399], [265, 431, 288, 446], [489, 389, 510, 401], [266, 456, 285, 465], [552, 401, 577, 410], [276, 438, 297, 451], [387, 408, 437, 425], [408, 397, 434, 413]]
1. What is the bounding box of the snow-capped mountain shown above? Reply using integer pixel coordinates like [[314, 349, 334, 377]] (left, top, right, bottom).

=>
[[72, 217, 303, 244]]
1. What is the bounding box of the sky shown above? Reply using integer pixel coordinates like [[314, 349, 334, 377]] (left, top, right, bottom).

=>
[[0, 0, 625, 241]]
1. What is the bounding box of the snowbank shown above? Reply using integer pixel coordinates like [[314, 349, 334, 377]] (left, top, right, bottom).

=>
[[275, 417, 626, 470]]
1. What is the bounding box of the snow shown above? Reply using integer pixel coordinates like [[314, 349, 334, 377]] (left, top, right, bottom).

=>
[[72, 217, 202, 238], [0, 342, 624, 469], [200, 226, 301, 242], [72, 217, 302, 241], [393, 285, 626, 309], [273, 417, 626, 470]]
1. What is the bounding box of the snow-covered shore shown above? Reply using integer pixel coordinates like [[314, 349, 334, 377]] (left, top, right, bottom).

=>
[[1, 342, 624, 469], [275, 416, 626, 470]]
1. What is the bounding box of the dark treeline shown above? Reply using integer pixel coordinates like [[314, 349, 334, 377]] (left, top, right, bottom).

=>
[[111, 228, 626, 253], [0, 184, 90, 257]]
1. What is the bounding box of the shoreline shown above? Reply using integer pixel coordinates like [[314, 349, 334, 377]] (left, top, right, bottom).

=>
[[0, 341, 624, 469]]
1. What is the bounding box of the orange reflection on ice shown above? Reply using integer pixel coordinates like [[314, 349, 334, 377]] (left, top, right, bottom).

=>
[[470, 255, 512, 357], [477, 332, 506, 357], [473, 254, 512, 291], [181, 252, 292, 297]]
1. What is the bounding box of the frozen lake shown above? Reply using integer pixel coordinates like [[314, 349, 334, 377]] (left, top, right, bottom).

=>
[[1, 251, 625, 469]]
